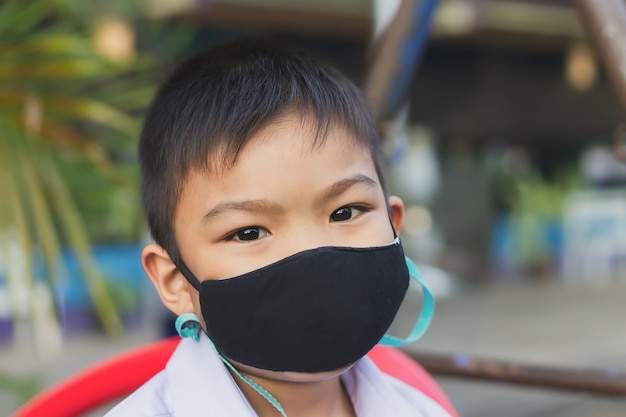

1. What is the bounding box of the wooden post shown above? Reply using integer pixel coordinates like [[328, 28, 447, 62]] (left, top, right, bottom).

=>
[[574, 0, 626, 160], [411, 352, 626, 396]]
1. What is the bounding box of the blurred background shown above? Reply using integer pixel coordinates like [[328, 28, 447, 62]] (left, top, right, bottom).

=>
[[1, 0, 626, 415]]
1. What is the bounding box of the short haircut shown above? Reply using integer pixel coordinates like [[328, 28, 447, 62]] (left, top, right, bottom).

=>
[[139, 38, 386, 262]]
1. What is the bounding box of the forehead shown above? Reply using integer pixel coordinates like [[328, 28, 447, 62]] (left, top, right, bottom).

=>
[[204, 112, 375, 178], [177, 115, 380, 208]]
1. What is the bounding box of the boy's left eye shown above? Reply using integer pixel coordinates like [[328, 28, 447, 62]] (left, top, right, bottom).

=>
[[330, 206, 366, 222]]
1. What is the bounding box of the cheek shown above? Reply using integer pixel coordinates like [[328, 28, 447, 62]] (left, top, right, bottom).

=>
[[356, 211, 396, 245]]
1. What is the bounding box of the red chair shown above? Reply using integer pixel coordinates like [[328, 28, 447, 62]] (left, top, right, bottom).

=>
[[12, 337, 458, 417]]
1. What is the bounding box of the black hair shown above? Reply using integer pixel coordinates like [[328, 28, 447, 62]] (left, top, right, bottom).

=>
[[139, 38, 386, 262]]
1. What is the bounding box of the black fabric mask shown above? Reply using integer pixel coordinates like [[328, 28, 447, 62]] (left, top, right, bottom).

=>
[[175, 239, 409, 373]]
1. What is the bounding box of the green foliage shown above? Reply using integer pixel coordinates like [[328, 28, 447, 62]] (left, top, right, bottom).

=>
[[484, 146, 584, 271], [0, 0, 154, 341], [0, 371, 40, 406], [506, 172, 582, 269]]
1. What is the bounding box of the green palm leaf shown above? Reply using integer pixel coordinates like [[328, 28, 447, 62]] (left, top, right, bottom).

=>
[[0, 0, 153, 343]]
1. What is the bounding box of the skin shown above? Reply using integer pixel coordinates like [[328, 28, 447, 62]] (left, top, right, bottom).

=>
[[142, 114, 405, 417]]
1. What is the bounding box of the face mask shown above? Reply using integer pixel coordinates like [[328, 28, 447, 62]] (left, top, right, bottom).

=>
[[175, 238, 434, 373]]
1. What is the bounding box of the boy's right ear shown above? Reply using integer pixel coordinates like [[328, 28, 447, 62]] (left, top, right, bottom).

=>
[[141, 243, 195, 316]]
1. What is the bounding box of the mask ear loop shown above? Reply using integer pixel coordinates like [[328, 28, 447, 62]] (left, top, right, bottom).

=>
[[379, 256, 435, 347], [207, 339, 288, 417], [174, 258, 202, 290]]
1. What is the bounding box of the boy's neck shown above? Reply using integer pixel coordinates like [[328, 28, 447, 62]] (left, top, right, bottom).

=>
[[229, 368, 356, 417]]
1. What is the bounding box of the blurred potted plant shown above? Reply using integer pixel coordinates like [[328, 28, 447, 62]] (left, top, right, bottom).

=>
[[0, 0, 154, 356], [487, 148, 581, 280]]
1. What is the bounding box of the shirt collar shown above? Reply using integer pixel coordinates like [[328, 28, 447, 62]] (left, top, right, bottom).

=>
[[166, 336, 258, 416]]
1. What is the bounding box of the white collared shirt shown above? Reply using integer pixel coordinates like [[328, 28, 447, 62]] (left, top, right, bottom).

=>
[[104, 336, 452, 417]]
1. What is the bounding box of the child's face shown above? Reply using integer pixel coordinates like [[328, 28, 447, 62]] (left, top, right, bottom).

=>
[[143, 113, 405, 380]]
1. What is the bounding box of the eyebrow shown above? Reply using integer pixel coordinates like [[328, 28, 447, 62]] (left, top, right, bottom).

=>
[[202, 199, 283, 223], [202, 174, 378, 223], [315, 174, 378, 205]]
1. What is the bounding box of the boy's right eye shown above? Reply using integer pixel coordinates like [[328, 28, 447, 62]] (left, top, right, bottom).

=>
[[226, 226, 270, 242]]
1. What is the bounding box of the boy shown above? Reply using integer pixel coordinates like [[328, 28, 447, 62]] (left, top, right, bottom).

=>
[[105, 38, 449, 416]]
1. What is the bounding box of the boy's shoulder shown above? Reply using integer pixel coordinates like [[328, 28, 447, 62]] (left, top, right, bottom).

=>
[[103, 337, 259, 417], [103, 337, 452, 417], [103, 370, 173, 417]]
